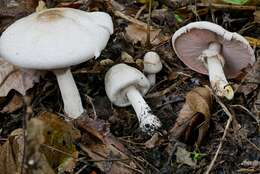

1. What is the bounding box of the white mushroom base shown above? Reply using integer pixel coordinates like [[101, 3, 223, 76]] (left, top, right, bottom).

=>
[[54, 69, 84, 119], [126, 86, 161, 134], [199, 42, 234, 100]]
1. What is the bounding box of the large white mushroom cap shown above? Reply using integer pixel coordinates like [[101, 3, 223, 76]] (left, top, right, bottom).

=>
[[105, 63, 151, 107], [0, 8, 113, 69]]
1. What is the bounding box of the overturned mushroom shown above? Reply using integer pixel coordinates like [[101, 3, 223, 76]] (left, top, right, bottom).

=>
[[143, 51, 162, 86], [172, 21, 255, 100], [0, 7, 113, 118], [105, 63, 161, 134]]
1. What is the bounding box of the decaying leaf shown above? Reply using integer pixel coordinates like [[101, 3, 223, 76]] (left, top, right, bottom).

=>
[[169, 87, 213, 146], [175, 146, 197, 167], [125, 24, 162, 46], [0, 94, 23, 113], [26, 118, 55, 174], [144, 133, 161, 149], [37, 112, 81, 173], [237, 57, 260, 96], [0, 58, 40, 97], [254, 10, 260, 24], [0, 128, 24, 174], [76, 117, 140, 174], [245, 36, 260, 48], [121, 51, 135, 64]]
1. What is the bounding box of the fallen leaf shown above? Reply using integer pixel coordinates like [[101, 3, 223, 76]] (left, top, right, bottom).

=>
[[0, 128, 24, 174], [144, 132, 160, 149], [0, 58, 40, 97], [26, 118, 56, 174], [169, 87, 213, 146], [0, 94, 23, 113], [236, 57, 260, 96], [245, 36, 260, 47], [121, 51, 135, 64], [125, 24, 161, 46], [37, 112, 81, 173], [254, 10, 260, 23], [100, 59, 114, 66], [0, 122, 55, 174], [175, 146, 197, 167], [76, 117, 140, 174]]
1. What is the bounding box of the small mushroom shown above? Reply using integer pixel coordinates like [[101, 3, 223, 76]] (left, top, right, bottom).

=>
[[143, 51, 162, 86], [0, 8, 113, 118], [172, 21, 255, 100], [105, 63, 161, 134]]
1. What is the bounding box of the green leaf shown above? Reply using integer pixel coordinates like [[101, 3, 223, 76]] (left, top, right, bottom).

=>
[[174, 14, 183, 23], [222, 0, 249, 5]]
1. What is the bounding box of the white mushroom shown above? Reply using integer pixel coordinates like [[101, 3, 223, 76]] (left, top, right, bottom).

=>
[[172, 21, 255, 100], [105, 63, 161, 134], [143, 51, 162, 86], [0, 8, 113, 119]]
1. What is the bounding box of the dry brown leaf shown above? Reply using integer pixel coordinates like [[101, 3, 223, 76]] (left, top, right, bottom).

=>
[[169, 87, 213, 146], [0, 128, 24, 174], [0, 58, 40, 97], [125, 24, 161, 46], [254, 10, 260, 23], [0, 94, 24, 113], [76, 117, 140, 174], [245, 36, 260, 47], [37, 112, 81, 173], [175, 146, 197, 167], [144, 133, 160, 149], [26, 118, 56, 174], [0, 123, 55, 174], [237, 57, 260, 96]]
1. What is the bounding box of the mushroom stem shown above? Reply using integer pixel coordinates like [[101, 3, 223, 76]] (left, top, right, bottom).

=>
[[125, 86, 161, 134], [53, 69, 84, 119], [146, 74, 156, 86], [204, 42, 234, 100]]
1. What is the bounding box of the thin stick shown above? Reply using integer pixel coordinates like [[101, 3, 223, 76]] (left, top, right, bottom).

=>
[[205, 86, 233, 174], [135, 4, 146, 19], [196, 3, 257, 10], [231, 104, 260, 125], [114, 10, 147, 28], [21, 95, 33, 174], [146, 0, 152, 47]]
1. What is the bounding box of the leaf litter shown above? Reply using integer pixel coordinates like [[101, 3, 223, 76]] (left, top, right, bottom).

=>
[[0, 0, 259, 173]]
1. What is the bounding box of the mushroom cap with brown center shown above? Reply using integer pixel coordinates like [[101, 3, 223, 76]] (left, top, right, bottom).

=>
[[172, 21, 255, 78], [0, 8, 113, 70]]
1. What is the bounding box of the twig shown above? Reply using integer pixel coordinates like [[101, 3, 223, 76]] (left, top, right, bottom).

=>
[[146, 77, 187, 98], [146, 0, 152, 47], [113, 10, 147, 28], [196, 3, 257, 10], [205, 86, 233, 174], [75, 164, 88, 174], [135, 4, 146, 19], [245, 138, 260, 153], [21, 95, 33, 174], [85, 95, 97, 120], [231, 104, 260, 125]]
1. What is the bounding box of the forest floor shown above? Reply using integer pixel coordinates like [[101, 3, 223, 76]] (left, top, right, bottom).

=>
[[0, 0, 259, 174]]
